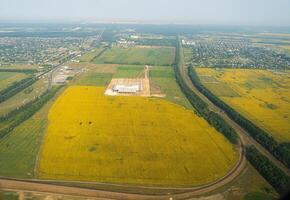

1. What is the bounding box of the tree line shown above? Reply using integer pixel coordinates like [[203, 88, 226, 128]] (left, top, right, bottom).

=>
[[0, 86, 62, 139], [187, 66, 290, 168], [246, 145, 290, 195], [174, 37, 238, 144], [132, 38, 176, 47], [0, 76, 38, 103], [0, 68, 38, 73]]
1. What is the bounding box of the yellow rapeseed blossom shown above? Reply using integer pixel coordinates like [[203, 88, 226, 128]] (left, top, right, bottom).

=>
[[196, 68, 290, 142], [38, 86, 237, 187]]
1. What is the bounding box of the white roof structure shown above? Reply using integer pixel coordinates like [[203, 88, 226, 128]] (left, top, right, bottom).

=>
[[113, 84, 140, 93]]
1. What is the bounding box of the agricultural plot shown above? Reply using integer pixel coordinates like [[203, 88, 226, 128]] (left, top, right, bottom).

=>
[[0, 77, 48, 116], [0, 64, 39, 70], [0, 72, 29, 91], [150, 66, 192, 109], [72, 72, 113, 86], [93, 46, 175, 66], [78, 47, 105, 62], [38, 86, 237, 187], [196, 68, 290, 142], [69, 63, 118, 86], [113, 65, 145, 78], [0, 94, 55, 178]]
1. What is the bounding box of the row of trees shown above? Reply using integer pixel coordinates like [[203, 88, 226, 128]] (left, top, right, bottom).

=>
[[0, 86, 62, 139], [132, 38, 176, 47], [174, 37, 238, 144], [187, 66, 290, 168], [89, 47, 108, 62], [246, 146, 290, 195], [0, 76, 38, 103], [0, 69, 37, 73]]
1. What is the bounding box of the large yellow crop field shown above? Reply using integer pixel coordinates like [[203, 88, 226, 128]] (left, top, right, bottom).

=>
[[37, 86, 237, 187], [196, 68, 290, 142]]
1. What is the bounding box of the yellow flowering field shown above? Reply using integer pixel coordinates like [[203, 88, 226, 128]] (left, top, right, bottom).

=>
[[37, 86, 237, 187], [196, 68, 290, 142]]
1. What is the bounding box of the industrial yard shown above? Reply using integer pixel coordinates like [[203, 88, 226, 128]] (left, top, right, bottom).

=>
[[105, 65, 150, 96]]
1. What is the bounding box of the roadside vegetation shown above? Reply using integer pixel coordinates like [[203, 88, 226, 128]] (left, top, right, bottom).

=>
[[0, 76, 38, 103], [78, 47, 107, 62], [174, 37, 238, 144], [0, 78, 48, 116], [246, 146, 290, 195], [0, 86, 63, 177], [0, 86, 62, 139], [0, 71, 30, 91]]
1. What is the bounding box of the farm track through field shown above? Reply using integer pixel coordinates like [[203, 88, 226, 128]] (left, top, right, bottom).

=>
[[179, 57, 290, 176]]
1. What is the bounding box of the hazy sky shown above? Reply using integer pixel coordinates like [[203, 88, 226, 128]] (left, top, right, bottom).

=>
[[1, 0, 290, 25]]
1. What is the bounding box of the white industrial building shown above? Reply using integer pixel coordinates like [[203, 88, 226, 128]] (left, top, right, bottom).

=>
[[113, 84, 140, 93]]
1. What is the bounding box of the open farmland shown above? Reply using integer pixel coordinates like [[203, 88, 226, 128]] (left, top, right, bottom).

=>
[[93, 46, 175, 66], [0, 64, 39, 70], [196, 68, 290, 142], [78, 47, 105, 62], [113, 65, 145, 78], [0, 87, 62, 178], [0, 77, 48, 116], [0, 72, 29, 91], [38, 86, 237, 187], [150, 66, 192, 109]]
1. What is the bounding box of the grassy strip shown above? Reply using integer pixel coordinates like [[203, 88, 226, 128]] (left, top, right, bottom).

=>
[[0, 69, 37, 73], [174, 36, 238, 144], [0, 86, 62, 139], [90, 47, 108, 62], [188, 66, 290, 168], [246, 146, 290, 195], [0, 76, 37, 103]]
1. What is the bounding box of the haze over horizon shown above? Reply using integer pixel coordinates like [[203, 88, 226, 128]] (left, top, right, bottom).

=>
[[0, 0, 290, 26]]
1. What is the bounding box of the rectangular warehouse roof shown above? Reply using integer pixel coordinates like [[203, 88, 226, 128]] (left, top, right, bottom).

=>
[[113, 84, 140, 93]]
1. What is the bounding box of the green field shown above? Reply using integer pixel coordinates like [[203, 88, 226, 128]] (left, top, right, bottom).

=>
[[215, 163, 278, 200], [150, 66, 192, 109], [0, 92, 59, 178], [93, 46, 175, 66], [113, 65, 145, 78], [0, 72, 29, 91], [72, 72, 113, 86], [78, 47, 105, 62], [0, 78, 48, 116], [0, 64, 39, 70]]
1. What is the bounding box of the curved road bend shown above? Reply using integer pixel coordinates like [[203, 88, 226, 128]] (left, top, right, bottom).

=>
[[0, 163, 246, 200], [179, 58, 290, 175]]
